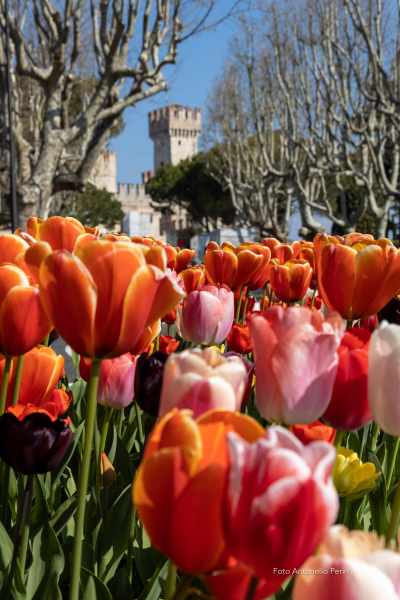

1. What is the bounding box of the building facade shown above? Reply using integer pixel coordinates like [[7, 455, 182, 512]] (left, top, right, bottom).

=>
[[91, 104, 201, 240]]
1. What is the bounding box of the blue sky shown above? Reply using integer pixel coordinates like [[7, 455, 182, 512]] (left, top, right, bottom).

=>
[[110, 1, 239, 183]]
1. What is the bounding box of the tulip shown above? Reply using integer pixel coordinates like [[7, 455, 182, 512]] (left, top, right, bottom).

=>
[[100, 452, 116, 487], [134, 351, 168, 416], [323, 327, 371, 430], [333, 447, 379, 499], [0, 233, 29, 267], [175, 248, 196, 273], [205, 245, 238, 288], [293, 525, 400, 600], [250, 306, 344, 424], [7, 387, 71, 422], [226, 322, 252, 354], [133, 409, 264, 573], [272, 243, 294, 263], [0, 264, 51, 356], [314, 234, 400, 319], [269, 259, 313, 303], [290, 421, 336, 445], [26, 215, 97, 252], [234, 243, 271, 290], [224, 427, 338, 590], [177, 284, 234, 345], [206, 562, 274, 600], [159, 348, 248, 417], [179, 266, 206, 294], [379, 295, 400, 325], [162, 308, 176, 325], [80, 353, 137, 409], [0, 412, 72, 474], [1, 345, 64, 409], [39, 240, 185, 357], [368, 322, 400, 435], [158, 335, 180, 354]]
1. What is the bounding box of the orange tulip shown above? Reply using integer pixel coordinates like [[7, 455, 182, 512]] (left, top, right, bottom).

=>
[[234, 244, 271, 290], [133, 409, 264, 574], [175, 248, 196, 273], [272, 243, 294, 264], [2, 345, 64, 408], [26, 216, 97, 252], [0, 264, 51, 356], [314, 234, 400, 319], [205, 245, 238, 288], [269, 258, 313, 303], [39, 240, 185, 357], [179, 266, 206, 293], [0, 234, 29, 266]]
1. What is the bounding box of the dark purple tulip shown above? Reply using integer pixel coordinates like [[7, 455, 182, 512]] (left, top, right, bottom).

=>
[[134, 351, 168, 416], [378, 296, 400, 325], [0, 413, 73, 474]]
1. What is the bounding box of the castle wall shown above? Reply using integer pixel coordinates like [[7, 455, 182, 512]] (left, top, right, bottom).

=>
[[90, 150, 117, 193]]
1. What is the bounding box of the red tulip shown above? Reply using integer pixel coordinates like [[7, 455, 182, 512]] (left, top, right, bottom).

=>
[[323, 327, 372, 430], [290, 421, 336, 445], [223, 427, 338, 591], [226, 323, 252, 354]]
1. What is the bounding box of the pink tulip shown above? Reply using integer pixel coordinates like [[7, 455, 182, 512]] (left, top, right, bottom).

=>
[[224, 427, 338, 593], [368, 322, 400, 436], [293, 525, 400, 599], [159, 348, 247, 417], [80, 353, 137, 409], [177, 284, 234, 345], [250, 306, 344, 424]]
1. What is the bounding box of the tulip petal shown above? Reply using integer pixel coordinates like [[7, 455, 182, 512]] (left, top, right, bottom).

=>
[[39, 252, 96, 356], [170, 463, 227, 573], [116, 265, 184, 355], [0, 286, 51, 355]]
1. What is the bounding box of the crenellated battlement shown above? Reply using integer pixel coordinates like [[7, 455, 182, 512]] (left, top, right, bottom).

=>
[[149, 104, 201, 138]]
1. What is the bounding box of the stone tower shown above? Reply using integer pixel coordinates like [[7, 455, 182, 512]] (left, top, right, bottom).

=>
[[148, 104, 201, 172]]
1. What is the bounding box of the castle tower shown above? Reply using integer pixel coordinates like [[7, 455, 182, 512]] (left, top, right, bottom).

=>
[[148, 104, 201, 172]]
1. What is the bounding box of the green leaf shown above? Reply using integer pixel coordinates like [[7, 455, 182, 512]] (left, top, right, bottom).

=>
[[139, 560, 168, 600], [52, 421, 85, 489], [97, 485, 134, 577], [26, 523, 64, 600], [81, 568, 112, 600], [0, 520, 13, 588], [49, 496, 78, 536]]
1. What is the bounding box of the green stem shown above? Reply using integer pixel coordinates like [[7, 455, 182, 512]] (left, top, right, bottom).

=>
[[165, 561, 177, 600], [42, 333, 50, 346], [334, 430, 345, 448], [235, 286, 243, 322], [387, 438, 400, 493], [0, 356, 12, 415], [134, 401, 145, 447], [5, 475, 33, 594], [69, 357, 101, 600], [386, 480, 400, 543], [245, 575, 259, 600], [370, 422, 380, 453], [12, 355, 25, 406], [99, 407, 112, 457]]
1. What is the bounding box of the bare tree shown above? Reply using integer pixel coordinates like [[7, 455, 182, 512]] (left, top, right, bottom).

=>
[[0, 0, 232, 221], [206, 0, 400, 239]]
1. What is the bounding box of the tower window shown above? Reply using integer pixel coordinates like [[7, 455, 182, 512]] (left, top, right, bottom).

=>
[[178, 140, 181, 145]]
